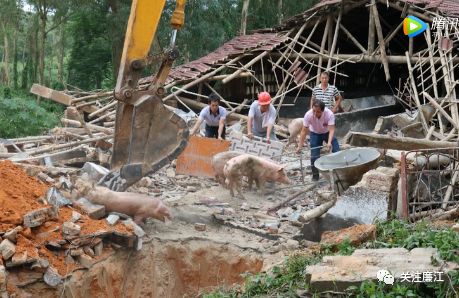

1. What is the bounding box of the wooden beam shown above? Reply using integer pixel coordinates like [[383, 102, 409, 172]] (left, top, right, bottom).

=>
[[30, 84, 73, 106], [346, 131, 456, 150], [269, 53, 459, 64]]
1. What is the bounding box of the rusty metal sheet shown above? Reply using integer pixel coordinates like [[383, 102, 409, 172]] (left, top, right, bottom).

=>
[[176, 136, 231, 178]]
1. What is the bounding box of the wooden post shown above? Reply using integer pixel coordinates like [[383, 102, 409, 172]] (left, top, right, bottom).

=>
[[424, 26, 439, 99], [406, 52, 428, 133], [367, 4, 375, 54], [316, 16, 332, 84], [326, 6, 342, 70], [371, 0, 391, 81]]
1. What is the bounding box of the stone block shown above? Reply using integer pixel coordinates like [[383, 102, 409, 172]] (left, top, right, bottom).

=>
[[44, 267, 62, 287], [306, 248, 458, 292], [83, 246, 95, 257], [23, 207, 58, 228], [3, 226, 23, 243], [70, 248, 84, 257], [0, 266, 5, 292], [74, 197, 105, 219], [94, 241, 103, 256], [194, 223, 206, 231], [82, 162, 109, 182], [71, 211, 81, 223], [10, 251, 28, 266], [62, 222, 81, 236], [106, 214, 120, 226], [122, 219, 145, 238], [77, 254, 95, 269], [0, 239, 16, 260]]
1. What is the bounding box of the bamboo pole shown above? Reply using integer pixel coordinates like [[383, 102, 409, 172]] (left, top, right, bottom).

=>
[[61, 118, 114, 134], [326, 7, 342, 70], [71, 91, 113, 104], [371, 0, 390, 81], [316, 16, 332, 84], [222, 51, 269, 84], [339, 23, 366, 53], [372, 22, 403, 55], [88, 100, 118, 118], [162, 56, 243, 102], [367, 4, 375, 54], [88, 110, 117, 124], [204, 82, 233, 110], [25, 135, 112, 156], [406, 53, 428, 133], [273, 22, 308, 70]]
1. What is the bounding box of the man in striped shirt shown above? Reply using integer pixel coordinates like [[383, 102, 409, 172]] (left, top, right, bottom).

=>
[[310, 71, 343, 113]]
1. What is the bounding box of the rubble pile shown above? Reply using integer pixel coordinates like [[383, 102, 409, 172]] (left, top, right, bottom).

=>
[[0, 161, 138, 295]]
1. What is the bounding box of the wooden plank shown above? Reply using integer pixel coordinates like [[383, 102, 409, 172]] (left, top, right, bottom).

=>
[[176, 136, 231, 178], [30, 84, 73, 106]]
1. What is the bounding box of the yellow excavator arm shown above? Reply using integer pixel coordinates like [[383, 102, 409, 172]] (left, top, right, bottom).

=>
[[99, 0, 189, 191]]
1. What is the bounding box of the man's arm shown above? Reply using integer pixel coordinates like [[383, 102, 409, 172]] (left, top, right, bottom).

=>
[[266, 105, 277, 142], [326, 125, 336, 152], [217, 118, 225, 140], [296, 126, 310, 153], [266, 124, 273, 142], [332, 94, 343, 113], [190, 118, 203, 136], [247, 117, 253, 138]]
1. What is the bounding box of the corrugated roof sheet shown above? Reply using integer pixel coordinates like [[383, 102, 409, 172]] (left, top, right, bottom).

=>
[[140, 33, 288, 85]]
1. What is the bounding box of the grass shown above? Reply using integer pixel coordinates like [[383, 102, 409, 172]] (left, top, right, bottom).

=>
[[204, 219, 459, 297]]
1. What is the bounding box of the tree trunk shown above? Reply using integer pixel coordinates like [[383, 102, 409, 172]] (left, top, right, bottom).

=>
[[277, 0, 283, 25], [2, 24, 10, 86], [240, 0, 250, 35], [12, 27, 18, 89], [38, 12, 47, 86], [57, 23, 65, 88]]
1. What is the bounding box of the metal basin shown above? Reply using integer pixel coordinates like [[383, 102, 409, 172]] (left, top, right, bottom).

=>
[[314, 147, 381, 192]]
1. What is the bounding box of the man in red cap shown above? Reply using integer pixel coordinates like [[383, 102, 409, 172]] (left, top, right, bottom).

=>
[[247, 91, 277, 142]]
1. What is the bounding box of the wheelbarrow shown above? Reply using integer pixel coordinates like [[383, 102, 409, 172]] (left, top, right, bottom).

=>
[[314, 147, 381, 194]]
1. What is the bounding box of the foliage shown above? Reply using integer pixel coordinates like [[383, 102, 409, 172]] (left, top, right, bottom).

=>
[[370, 219, 459, 263], [0, 89, 62, 138]]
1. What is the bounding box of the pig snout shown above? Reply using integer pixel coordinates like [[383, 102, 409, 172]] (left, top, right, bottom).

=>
[[153, 202, 171, 222], [275, 168, 291, 184]]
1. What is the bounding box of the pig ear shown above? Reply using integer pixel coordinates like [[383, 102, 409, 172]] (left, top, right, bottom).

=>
[[277, 167, 284, 172]]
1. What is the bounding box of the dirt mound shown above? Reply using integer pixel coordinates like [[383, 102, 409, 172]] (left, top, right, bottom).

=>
[[0, 160, 49, 231], [0, 161, 137, 296]]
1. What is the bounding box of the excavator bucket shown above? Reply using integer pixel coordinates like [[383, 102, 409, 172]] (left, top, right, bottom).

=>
[[101, 94, 188, 191], [98, 0, 189, 191]]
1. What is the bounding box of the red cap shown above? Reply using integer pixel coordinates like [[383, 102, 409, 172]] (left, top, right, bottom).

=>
[[258, 91, 271, 105]]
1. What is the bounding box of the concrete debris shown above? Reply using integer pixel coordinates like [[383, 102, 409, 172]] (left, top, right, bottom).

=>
[[62, 222, 81, 236], [106, 214, 120, 226], [46, 187, 72, 208], [194, 223, 207, 231], [306, 248, 459, 292], [3, 226, 23, 243], [240, 203, 250, 211], [43, 267, 63, 287], [82, 162, 109, 182], [320, 224, 376, 247], [74, 197, 105, 220], [0, 239, 16, 260], [23, 207, 58, 228], [71, 211, 82, 223]]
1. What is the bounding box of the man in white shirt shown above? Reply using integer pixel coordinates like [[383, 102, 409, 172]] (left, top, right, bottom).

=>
[[310, 71, 343, 113], [247, 91, 277, 142], [190, 93, 227, 139]]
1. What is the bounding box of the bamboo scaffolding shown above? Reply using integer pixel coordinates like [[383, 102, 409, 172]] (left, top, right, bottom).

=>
[[222, 51, 269, 84], [316, 16, 332, 84], [371, 0, 390, 81], [326, 6, 342, 70]]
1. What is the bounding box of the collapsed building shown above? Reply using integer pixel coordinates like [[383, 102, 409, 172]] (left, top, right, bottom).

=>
[[1, 0, 458, 296]]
